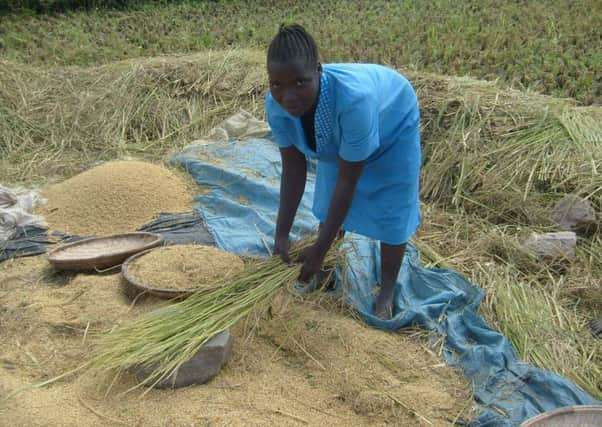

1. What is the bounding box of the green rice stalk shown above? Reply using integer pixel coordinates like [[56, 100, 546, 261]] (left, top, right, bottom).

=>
[[86, 238, 344, 390]]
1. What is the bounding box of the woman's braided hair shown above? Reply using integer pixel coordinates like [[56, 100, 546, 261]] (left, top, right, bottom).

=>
[[267, 24, 320, 68]]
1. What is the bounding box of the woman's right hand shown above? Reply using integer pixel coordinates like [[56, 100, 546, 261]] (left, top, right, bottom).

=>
[[273, 235, 291, 263]]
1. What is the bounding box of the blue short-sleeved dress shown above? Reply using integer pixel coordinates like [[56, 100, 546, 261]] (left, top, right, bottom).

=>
[[265, 64, 421, 245]]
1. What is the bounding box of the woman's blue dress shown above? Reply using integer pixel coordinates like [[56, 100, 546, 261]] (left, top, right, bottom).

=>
[[266, 63, 421, 245]]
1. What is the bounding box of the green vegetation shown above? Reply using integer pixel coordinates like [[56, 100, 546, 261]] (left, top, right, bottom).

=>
[[0, 0, 130, 14], [1, 0, 600, 104]]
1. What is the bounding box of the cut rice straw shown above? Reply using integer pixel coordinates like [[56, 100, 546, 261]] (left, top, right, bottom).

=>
[[85, 237, 344, 391], [477, 263, 602, 399]]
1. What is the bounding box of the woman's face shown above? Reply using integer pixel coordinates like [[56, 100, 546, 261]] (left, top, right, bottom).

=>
[[268, 60, 320, 117]]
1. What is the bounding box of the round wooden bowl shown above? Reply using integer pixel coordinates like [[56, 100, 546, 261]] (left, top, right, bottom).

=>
[[520, 405, 602, 427], [121, 248, 196, 299], [47, 232, 163, 272]]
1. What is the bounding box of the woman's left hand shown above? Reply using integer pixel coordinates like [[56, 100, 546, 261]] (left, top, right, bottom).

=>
[[297, 244, 326, 283]]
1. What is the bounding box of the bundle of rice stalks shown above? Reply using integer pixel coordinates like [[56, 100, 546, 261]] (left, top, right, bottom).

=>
[[0, 50, 265, 184], [478, 264, 602, 400], [86, 238, 343, 390], [419, 78, 602, 224], [490, 111, 602, 199], [422, 98, 602, 219], [572, 236, 602, 312]]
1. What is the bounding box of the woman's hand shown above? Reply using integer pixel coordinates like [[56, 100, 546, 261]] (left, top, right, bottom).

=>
[[297, 243, 326, 283], [273, 235, 291, 263]]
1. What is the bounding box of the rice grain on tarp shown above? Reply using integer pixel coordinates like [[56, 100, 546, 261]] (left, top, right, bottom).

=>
[[127, 244, 245, 290], [0, 255, 475, 426], [39, 160, 191, 236]]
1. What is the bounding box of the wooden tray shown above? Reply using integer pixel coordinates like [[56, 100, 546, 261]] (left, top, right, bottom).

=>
[[47, 232, 163, 272], [121, 248, 195, 299], [521, 405, 602, 426]]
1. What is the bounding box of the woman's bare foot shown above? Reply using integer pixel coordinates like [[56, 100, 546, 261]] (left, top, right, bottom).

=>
[[375, 286, 394, 320]]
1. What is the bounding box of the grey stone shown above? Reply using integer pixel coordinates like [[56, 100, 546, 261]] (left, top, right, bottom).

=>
[[552, 195, 596, 232], [134, 330, 233, 389], [523, 231, 577, 261]]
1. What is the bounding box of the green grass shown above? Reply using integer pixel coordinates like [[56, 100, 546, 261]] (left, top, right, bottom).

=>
[[1, 0, 600, 105]]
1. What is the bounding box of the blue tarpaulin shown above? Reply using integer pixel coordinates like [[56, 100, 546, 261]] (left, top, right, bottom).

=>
[[172, 137, 600, 426]]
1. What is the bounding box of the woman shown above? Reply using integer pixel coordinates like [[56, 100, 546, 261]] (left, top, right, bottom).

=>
[[265, 24, 421, 320]]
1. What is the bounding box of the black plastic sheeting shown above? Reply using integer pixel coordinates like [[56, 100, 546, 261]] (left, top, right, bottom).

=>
[[0, 212, 214, 263], [138, 212, 213, 246], [0, 226, 79, 262]]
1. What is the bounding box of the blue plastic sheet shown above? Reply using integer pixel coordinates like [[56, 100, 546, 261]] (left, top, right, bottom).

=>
[[172, 137, 600, 426]]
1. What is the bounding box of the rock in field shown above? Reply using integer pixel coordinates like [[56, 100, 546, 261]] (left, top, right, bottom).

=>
[[552, 195, 596, 233], [523, 231, 577, 261], [134, 330, 234, 389]]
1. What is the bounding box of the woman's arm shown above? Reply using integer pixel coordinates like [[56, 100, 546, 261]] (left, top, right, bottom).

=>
[[316, 158, 364, 253], [274, 146, 307, 262], [298, 157, 364, 281]]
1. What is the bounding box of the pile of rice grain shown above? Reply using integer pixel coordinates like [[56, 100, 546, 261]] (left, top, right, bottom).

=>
[[127, 244, 245, 290], [39, 160, 191, 236]]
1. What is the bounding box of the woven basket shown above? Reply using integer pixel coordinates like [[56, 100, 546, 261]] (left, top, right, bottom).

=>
[[121, 248, 196, 299], [47, 232, 163, 272], [521, 405, 602, 427]]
